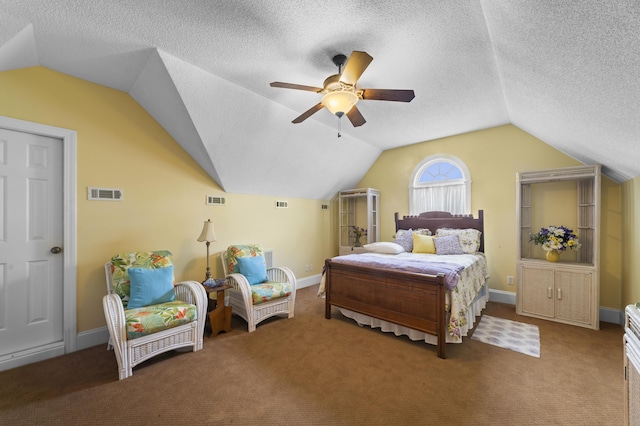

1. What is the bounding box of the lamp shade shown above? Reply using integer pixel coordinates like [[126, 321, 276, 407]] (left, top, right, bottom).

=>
[[321, 90, 358, 115], [197, 219, 217, 242]]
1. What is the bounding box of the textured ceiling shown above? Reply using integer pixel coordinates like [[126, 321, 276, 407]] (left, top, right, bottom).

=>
[[1, 0, 639, 199]]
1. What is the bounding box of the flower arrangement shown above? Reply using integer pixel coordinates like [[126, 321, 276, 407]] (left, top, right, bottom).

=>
[[529, 225, 580, 252], [350, 226, 367, 246]]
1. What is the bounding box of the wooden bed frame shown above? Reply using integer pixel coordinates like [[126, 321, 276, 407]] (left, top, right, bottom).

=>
[[324, 210, 485, 359]]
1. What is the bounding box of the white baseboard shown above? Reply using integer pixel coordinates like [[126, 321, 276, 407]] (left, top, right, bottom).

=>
[[297, 274, 321, 290], [600, 306, 624, 325], [77, 326, 109, 349], [0, 342, 65, 372], [489, 289, 516, 305], [488, 289, 623, 325]]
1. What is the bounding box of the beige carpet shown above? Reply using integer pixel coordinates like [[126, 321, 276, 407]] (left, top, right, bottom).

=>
[[0, 284, 625, 425]]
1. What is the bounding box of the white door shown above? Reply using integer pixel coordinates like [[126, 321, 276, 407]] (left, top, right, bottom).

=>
[[0, 128, 65, 362]]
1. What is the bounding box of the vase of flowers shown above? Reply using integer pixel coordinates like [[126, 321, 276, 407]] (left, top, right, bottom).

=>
[[545, 249, 560, 262], [529, 225, 580, 262], [351, 226, 367, 247]]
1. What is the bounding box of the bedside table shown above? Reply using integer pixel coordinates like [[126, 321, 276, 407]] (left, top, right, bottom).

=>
[[203, 283, 232, 337]]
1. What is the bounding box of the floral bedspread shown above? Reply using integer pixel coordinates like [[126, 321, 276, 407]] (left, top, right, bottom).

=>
[[319, 252, 489, 342]]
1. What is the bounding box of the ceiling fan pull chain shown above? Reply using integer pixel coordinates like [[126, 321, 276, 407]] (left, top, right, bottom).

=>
[[338, 115, 342, 138]]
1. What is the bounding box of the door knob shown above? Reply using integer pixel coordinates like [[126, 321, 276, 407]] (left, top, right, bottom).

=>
[[51, 246, 63, 254]]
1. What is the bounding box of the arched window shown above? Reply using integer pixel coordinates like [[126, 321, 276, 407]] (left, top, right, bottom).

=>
[[409, 155, 471, 215]]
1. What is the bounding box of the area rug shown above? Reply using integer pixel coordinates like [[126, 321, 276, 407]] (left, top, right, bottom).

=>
[[471, 315, 540, 358]]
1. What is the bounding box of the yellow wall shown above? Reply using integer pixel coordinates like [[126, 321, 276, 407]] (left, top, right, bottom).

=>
[[357, 125, 624, 309], [0, 67, 332, 332], [622, 178, 640, 306]]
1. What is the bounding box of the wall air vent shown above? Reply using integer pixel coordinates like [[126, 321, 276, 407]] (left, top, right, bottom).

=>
[[88, 187, 123, 201], [264, 249, 274, 268], [321, 204, 329, 210], [206, 195, 226, 206], [275, 201, 288, 209]]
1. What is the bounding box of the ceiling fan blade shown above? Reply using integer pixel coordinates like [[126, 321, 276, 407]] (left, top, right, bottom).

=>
[[270, 82, 322, 92], [339, 51, 373, 86], [346, 105, 366, 127], [361, 88, 415, 102], [292, 103, 325, 123]]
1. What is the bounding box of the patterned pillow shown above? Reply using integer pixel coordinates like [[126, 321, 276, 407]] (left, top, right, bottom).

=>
[[393, 229, 414, 252], [414, 228, 433, 236], [225, 244, 265, 274], [434, 235, 465, 255], [436, 228, 481, 253], [108, 250, 174, 307]]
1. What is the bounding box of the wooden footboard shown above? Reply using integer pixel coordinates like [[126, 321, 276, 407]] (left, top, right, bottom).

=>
[[324, 259, 448, 358]]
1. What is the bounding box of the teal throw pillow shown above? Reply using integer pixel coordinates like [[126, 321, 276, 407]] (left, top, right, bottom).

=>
[[237, 256, 269, 285], [127, 266, 175, 309]]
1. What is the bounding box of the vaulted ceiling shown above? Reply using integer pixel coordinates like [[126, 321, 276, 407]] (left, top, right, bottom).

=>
[[1, 1, 639, 199]]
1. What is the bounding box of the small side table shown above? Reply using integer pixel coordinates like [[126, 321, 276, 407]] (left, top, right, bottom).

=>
[[203, 283, 232, 337]]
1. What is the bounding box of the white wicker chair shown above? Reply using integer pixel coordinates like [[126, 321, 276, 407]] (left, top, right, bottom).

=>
[[103, 250, 207, 380], [222, 245, 296, 332]]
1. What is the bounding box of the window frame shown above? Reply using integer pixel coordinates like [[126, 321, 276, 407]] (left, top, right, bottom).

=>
[[409, 154, 471, 215]]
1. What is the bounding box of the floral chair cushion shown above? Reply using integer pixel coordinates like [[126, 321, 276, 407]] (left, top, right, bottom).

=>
[[225, 244, 264, 274], [251, 282, 292, 305], [124, 300, 197, 339], [109, 250, 173, 307]]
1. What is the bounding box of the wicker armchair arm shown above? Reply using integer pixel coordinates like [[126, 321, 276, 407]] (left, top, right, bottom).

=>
[[266, 266, 296, 289], [226, 273, 250, 290], [175, 280, 207, 307], [226, 273, 254, 306], [175, 280, 207, 340], [102, 293, 127, 353]]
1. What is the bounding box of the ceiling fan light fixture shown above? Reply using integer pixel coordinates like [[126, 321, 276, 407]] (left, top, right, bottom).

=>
[[321, 90, 358, 116]]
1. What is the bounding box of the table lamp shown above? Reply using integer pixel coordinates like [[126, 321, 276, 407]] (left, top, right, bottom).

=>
[[197, 219, 216, 285]]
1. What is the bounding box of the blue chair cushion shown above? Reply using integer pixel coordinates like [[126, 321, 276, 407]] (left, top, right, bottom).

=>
[[127, 266, 175, 308], [237, 255, 269, 285]]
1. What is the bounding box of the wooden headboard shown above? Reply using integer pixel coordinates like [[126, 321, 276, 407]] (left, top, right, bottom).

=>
[[394, 210, 485, 252]]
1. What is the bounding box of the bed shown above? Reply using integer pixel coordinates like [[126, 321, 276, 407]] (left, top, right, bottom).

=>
[[322, 210, 489, 358]]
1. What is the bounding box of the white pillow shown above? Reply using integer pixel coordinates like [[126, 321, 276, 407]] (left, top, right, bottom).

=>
[[363, 242, 405, 254]]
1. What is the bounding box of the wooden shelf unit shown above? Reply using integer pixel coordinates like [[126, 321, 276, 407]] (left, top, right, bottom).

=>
[[516, 165, 600, 329]]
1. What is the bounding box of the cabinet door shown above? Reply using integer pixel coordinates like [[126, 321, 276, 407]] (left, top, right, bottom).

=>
[[555, 270, 592, 325], [521, 267, 555, 318]]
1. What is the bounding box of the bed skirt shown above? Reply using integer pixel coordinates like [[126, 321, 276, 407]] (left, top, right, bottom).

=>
[[337, 281, 489, 345]]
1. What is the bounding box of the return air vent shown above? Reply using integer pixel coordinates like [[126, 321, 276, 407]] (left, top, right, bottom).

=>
[[264, 249, 274, 268], [88, 187, 123, 201], [206, 195, 226, 206], [275, 201, 288, 209]]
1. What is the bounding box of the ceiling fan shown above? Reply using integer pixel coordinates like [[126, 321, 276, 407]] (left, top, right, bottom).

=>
[[270, 51, 415, 127]]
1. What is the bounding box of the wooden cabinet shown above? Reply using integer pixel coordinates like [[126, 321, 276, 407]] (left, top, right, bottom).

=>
[[516, 165, 600, 329], [338, 188, 379, 255], [519, 263, 595, 327]]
